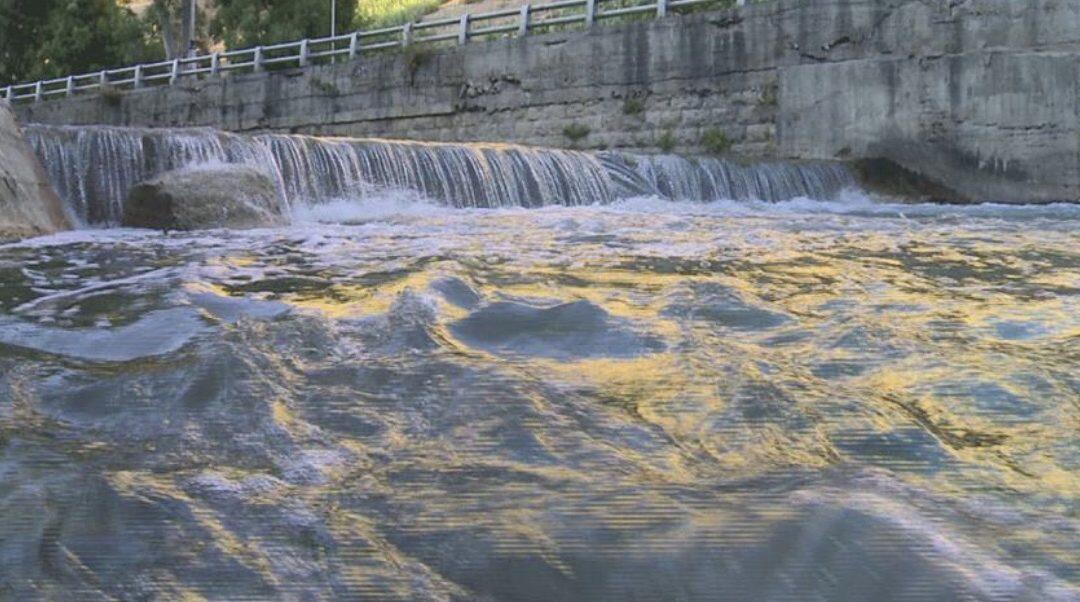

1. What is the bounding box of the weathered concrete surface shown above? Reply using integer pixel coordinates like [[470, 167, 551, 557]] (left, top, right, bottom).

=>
[[123, 165, 286, 230], [14, 0, 1080, 202], [0, 100, 69, 240]]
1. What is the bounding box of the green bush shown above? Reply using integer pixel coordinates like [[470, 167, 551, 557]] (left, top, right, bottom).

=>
[[759, 83, 778, 107], [700, 128, 731, 155], [657, 130, 677, 153], [311, 77, 341, 97], [563, 123, 591, 142], [623, 98, 645, 116], [99, 84, 124, 106], [404, 46, 435, 84]]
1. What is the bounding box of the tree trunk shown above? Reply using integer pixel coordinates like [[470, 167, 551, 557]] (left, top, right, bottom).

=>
[[179, 0, 195, 58], [154, 0, 179, 60]]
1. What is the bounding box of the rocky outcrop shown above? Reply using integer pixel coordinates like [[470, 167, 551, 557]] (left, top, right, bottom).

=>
[[122, 165, 287, 231], [0, 100, 69, 241]]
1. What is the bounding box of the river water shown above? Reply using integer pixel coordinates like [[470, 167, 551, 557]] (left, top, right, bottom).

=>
[[1, 129, 1078, 600]]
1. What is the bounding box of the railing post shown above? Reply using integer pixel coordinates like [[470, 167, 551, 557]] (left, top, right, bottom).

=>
[[519, 4, 531, 36], [210, 53, 220, 76], [99, 70, 108, 89], [170, 59, 180, 85], [402, 22, 413, 47], [585, 0, 596, 27], [133, 65, 143, 89], [349, 32, 359, 59], [34, 81, 43, 102], [65, 76, 75, 97], [5, 85, 13, 101], [458, 13, 470, 45], [299, 39, 309, 67], [253, 47, 264, 72], [657, 0, 668, 18]]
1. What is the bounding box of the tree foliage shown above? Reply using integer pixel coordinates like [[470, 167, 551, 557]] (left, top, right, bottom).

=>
[[0, 0, 159, 84], [1, 0, 446, 85], [147, 0, 211, 60], [354, 0, 443, 29], [210, 0, 357, 49]]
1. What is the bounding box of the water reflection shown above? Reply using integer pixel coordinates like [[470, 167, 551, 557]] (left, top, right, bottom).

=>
[[0, 202, 1077, 599]]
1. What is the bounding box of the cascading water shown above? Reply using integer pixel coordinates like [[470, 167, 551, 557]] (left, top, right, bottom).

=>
[[25, 125, 856, 226], [602, 152, 855, 202]]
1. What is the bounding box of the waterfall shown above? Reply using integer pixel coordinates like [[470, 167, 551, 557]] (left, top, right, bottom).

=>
[[24, 125, 857, 226], [599, 152, 855, 202]]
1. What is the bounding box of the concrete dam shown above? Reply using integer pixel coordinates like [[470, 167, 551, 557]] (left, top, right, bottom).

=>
[[11, 0, 1080, 204]]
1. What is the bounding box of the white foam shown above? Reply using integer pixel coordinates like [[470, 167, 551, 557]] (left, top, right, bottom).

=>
[[607, 191, 1080, 219], [290, 191, 448, 224]]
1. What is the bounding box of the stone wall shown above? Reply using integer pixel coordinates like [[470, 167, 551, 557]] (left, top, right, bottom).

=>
[[14, 0, 1080, 202], [0, 100, 69, 241]]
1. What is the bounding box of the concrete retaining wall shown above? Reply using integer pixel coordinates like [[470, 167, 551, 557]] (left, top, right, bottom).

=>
[[14, 0, 1080, 202], [0, 100, 69, 241]]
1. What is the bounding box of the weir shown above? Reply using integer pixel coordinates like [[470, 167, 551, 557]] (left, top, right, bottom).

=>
[[14, 0, 1080, 204], [25, 125, 855, 226]]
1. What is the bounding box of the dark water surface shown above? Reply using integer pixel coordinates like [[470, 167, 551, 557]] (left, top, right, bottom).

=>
[[1, 198, 1077, 600]]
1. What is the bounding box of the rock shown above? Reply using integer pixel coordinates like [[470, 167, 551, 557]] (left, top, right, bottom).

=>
[[0, 100, 70, 241], [123, 165, 287, 231]]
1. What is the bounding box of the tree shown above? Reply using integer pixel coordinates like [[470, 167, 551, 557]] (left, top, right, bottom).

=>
[[148, 0, 206, 60], [210, 0, 357, 49], [1, 0, 160, 84], [0, 0, 54, 84]]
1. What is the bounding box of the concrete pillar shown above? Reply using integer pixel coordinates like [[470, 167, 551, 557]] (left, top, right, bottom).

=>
[[459, 14, 470, 45], [519, 4, 531, 36], [349, 32, 359, 59]]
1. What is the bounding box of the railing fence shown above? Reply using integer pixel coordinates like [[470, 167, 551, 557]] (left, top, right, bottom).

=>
[[4, 0, 747, 103]]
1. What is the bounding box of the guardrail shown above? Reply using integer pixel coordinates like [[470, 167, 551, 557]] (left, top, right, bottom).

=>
[[4, 0, 746, 103]]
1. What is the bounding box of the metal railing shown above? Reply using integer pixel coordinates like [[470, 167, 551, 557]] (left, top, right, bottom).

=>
[[4, 0, 746, 103]]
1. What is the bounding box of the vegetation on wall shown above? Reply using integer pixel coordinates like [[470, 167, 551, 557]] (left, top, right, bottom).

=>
[[563, 123, 591, 143], [700, 128, 731, 154], [657, 130, 677, 153]]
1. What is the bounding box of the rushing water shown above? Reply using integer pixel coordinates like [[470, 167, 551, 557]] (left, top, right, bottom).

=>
[[24, 125, 854, 225], [1, 129, 1078, 600]]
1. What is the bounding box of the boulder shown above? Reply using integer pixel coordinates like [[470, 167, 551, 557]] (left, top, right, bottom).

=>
[[0, 100, 70, 241], [123, 165, 287, 231]]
